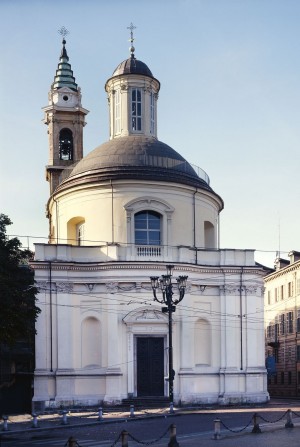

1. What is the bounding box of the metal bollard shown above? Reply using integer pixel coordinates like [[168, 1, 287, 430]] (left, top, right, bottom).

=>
[[67, 436, 77, 447], [285, 409, 294, 428], [2, 415, 8, 431], [31, 412, 39, 428], [121, 429, 129, 447], [61, 410, 69, 425], [169, 402, 174, 414], [213, 418, 221, 440], [98, 406, 103, 421], [168, 423, 179, 447], [130, 404, 135, 418], [252, 412, 261, 433]]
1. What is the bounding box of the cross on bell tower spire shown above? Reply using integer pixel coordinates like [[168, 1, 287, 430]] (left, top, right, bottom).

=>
[[127, 22, 136, 58]]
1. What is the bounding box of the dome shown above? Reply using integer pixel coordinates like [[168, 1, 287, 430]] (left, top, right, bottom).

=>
[[58, 136, 213, 192], [112, 55, 154, 78]]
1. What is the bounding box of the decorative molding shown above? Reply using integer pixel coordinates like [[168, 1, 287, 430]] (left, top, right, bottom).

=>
[[106, 282, 118, 294], [123, 307, 168, 325], [56, 282, 73, 293]]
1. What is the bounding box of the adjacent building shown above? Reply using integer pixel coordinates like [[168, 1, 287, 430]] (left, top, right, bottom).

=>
[[31, 33, 269, 410], [265, 251, 300, 397]]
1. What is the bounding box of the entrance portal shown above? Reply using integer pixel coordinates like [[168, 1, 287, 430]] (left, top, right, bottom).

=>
[[136, 337, 164, 396]]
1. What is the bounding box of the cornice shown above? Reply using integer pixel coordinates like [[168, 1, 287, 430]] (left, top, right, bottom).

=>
[[31, 260, 263, 276], [264, 260, 300, 283]]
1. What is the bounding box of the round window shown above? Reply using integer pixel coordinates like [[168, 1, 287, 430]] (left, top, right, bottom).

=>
[[63, 95, 69, 101]]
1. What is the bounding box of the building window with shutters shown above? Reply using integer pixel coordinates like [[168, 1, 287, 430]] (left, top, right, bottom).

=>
[[287, 311, 293, 333], [288, 281, 293, 297], [131, 88, 142, 131], [280, 314, 285, 335]]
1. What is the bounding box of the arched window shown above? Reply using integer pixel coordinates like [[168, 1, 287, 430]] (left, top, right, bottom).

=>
[[59, 128, 73, 160], [134, 211, 161, 245], [67, 217, 85, 245]]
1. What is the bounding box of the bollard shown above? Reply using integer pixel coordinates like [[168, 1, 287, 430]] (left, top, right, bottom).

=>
[[2, 415, 8, 431], [130, 404, 135, 418], [67, 436, 77, 447], [61, 410, 69, 425], [98, 406, 103, 421], [285, 409, 294, 428], [121, 429, 129, 447], [252, 412, 261, 433], [169, 402, 174, 414], [168, 423, 180, 447], [31, 412, 39, 428], [213, 418, 221, 440]]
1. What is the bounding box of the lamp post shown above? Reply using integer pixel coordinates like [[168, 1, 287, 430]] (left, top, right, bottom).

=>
[[150, 265, 188, 403]]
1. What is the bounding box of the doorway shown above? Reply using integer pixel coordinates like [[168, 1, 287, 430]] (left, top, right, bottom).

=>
[[136, 337, 164, 396]]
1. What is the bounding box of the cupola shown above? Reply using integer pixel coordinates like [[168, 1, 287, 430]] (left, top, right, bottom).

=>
[[105, 28, 160, 140]]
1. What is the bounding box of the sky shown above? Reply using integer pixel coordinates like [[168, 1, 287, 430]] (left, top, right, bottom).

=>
[[1, 0, 300, 268]]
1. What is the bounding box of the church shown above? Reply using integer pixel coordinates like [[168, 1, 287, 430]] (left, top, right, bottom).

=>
[[31, 28, 269, 410]]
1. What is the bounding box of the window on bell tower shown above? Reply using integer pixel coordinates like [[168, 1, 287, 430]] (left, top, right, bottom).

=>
[[131, 88, 142, 131], [59, 128, 73, 160]]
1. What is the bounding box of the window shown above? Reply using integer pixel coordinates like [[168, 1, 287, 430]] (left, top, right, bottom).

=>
[[59, 128, 73, 160], [287, 312, 293, 333], [297, 278, 300, 296], [288, 282, 293, 297], [281, 371, 285, 384], [280, 314, 285, 335], [297, 309, 300, 332], [288, 371, 292, 385], [134, 211, 161, 245], [267, 291, 271, 305], [280, 285, 284, 300], [131, 88, 142, 131], [150, 92, 155, 134], [275, 288, 278, 302], [115, 89, 121, 134], [297, 345, 300, 361]]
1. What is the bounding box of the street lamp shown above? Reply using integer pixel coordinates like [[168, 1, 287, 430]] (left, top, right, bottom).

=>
[[150, 265, 188, 403]]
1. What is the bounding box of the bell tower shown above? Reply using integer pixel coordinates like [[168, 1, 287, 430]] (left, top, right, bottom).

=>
[[43, 32, 89, 194]]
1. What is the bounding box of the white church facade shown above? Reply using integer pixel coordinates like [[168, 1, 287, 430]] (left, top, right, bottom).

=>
[[31, 32, 269, 410]]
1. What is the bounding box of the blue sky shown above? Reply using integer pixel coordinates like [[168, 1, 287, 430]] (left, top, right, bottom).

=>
[[1, 0, 300, 267]]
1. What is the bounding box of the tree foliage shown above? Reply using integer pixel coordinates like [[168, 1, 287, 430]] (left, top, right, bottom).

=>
[[0, 214, 40, 346]]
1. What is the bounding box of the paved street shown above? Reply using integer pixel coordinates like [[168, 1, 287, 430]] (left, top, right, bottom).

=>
[[1, 400, 300, 446]]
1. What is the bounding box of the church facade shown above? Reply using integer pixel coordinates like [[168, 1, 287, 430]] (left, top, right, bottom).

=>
[[31, 33, 269, 409]]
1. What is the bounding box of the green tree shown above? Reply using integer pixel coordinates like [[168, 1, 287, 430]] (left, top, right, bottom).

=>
[[0, 214, 40, 346]]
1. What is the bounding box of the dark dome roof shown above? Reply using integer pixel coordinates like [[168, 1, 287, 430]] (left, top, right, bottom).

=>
[[112, 56, 153, 78], [58, 136, 214, 193]]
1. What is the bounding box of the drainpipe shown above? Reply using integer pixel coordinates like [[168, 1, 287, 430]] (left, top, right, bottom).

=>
[[52, 195, 59, 244], [193, 189, 197, 265], [49, 261, 53, 372], [110, 180, 114, 243], [240, 267, 244, 370]]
